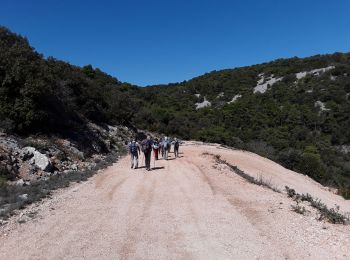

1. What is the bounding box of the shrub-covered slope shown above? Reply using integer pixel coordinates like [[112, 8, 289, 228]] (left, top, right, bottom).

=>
[[135, 54, 350, 198], [0, 26, 139, 135]]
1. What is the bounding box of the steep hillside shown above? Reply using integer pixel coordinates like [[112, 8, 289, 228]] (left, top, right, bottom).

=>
[[135, 54, 350, 198], [0, 26, 140, 136], [0, 26, 138, 215], [0, 26, 140, 168]]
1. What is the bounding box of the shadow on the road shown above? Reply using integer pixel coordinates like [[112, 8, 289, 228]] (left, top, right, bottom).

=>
[[152, 166, 165, 170], [132, 166, 165, 171], [133, 166, 146, 170]]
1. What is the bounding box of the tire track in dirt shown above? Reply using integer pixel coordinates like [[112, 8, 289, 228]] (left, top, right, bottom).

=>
[[182, 158, 217, 195], [119, 176, 156, 259], [193, 151, 303, 260], [152, 161, 198, 259], [201, 154, 273, 227], [95, 164, 119, 189], [189, 156, 263, 224], [188, 151, 287, 254], [94, 171, 110, 188], [195, 153, 272, 223], [177, 149, 284, 259], [107, 177, 128, 200]]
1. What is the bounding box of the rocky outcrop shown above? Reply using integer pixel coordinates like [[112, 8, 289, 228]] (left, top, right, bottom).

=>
[[0, 124, 134, 186]]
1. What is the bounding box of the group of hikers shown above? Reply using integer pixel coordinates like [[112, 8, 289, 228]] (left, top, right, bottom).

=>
[[127, 135, 181, 171]]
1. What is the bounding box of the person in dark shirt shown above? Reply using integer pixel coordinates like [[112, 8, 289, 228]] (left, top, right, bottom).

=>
[[173, 137, 180, 158], [141, 135, 153, 171]]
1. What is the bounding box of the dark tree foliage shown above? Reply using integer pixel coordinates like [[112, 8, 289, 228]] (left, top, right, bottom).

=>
[[0, 26, 138, 135]]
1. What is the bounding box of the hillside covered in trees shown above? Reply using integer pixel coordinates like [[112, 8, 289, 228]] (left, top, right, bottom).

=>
[[135, 54, 350, 198], [0, 26, 140, 135], [1, 26, 350, 198]]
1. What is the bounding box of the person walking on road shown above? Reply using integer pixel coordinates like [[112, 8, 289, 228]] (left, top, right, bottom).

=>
[[141, 135, 153, 171], [174, 137, 180, 158], [128, 139, 140, 169], [153, 138, 160, 160], [162, 137, 170, 160], [160, 137, 164, 158]]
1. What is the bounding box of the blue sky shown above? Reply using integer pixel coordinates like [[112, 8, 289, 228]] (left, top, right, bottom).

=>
[[1, 1, 350, 86]]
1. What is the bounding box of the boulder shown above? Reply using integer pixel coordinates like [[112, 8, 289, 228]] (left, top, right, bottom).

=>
[[15, 179, 25, 186], [31, 153, 51, 171], [21, 147, 52, 172], [69, 146, 84, 160], [18, 194, 28, 201], [70, 163, 78, 171], [20, 147, 36, 160]]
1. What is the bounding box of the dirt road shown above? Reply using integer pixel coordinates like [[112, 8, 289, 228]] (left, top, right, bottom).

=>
[[1, 143, 350, 259]]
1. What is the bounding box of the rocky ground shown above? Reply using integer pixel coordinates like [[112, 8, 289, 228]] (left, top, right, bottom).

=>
[[0, 123, 134, 219]]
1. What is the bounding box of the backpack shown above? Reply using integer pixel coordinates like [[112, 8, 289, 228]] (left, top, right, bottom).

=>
[[163, 141, 169, 151], [141, 140, 151, 152], [153, 141, 159, 149], [129, 143, 138, 154]]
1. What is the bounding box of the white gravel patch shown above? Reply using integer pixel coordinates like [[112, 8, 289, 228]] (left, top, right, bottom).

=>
[[195, 97, 211, 109], [296, 66, 335, 80], [336, 145, 350, 154], [254, 74, 283, 94], [217, 92, 224, 98], [314, 101, 330, 112], [227, 94, 242, 104]]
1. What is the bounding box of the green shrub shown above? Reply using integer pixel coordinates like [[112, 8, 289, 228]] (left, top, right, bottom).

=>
[[292, 203, 308, 215], [285, 186, 349, 224], [298, 146, 325, 181]]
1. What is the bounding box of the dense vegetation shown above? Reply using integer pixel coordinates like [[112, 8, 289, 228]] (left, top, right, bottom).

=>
[[0, 26, 139, 135], [1, 26, 350, 198], [134, 54, 350, 198]]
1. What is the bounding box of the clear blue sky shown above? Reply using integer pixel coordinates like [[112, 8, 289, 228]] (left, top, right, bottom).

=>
[[1, 0, 350, 86]]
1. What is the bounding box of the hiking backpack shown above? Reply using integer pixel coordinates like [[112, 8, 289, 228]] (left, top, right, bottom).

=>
[[167, 142, 171, 150], [141, 140, 151, 152], [153, 141, 159, 149], [129, 143, 138, 154]]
